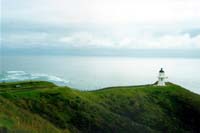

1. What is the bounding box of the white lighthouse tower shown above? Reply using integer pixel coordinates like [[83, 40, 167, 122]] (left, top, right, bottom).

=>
[[157, 68, 167, 86]]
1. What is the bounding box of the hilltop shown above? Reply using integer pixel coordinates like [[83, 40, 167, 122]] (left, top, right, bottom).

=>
[[0, 81, 200, 133]]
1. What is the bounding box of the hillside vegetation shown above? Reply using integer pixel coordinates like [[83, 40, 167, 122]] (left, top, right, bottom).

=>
[[0, 81, 200, 133]]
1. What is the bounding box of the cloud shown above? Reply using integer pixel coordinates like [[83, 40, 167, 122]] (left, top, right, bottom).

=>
[[2, 0, 200, 51], [2, 28, 200, 50], [156, 34, 200, 49], [59, 32, 115, 48], [2, 0, 200, 25], [2, 32, 50, 48], [59, 32, 200, 49], [119, 34, 200, 49]]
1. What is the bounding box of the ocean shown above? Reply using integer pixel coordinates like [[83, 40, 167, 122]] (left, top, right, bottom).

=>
[[0, 56, 200, 94]]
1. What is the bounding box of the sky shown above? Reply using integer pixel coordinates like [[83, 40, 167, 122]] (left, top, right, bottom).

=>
[[1, 0, 200, 56]]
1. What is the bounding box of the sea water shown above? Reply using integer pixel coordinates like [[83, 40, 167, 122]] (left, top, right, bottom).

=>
[[0, 56, 200, 94]]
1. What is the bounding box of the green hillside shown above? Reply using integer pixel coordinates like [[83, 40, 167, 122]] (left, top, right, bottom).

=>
[[0, 81, 200, 133]]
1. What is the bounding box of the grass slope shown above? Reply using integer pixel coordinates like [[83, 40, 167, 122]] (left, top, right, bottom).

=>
[[0, 81, 200, 133]]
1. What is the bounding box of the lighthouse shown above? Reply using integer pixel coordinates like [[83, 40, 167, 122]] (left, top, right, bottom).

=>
[[157, 68, 167, 86]]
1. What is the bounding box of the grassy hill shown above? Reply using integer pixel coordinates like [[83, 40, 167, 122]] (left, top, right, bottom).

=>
[[0, 81, 200, 133]]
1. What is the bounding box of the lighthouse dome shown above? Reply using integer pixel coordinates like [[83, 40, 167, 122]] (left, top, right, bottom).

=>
[[159, 68, 164, 73]]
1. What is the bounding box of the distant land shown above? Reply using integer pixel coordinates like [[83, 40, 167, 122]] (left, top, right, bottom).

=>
[[0, 81, 200, 132]]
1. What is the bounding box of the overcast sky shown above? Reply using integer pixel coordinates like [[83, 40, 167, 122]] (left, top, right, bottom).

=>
[[1, 0, 200, 53]]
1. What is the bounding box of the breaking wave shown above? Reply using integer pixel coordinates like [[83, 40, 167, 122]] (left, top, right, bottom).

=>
[[0, 71, 69, 86]]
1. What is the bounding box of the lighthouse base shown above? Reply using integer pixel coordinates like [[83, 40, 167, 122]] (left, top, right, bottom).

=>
[[157, 81, 166, 86]]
